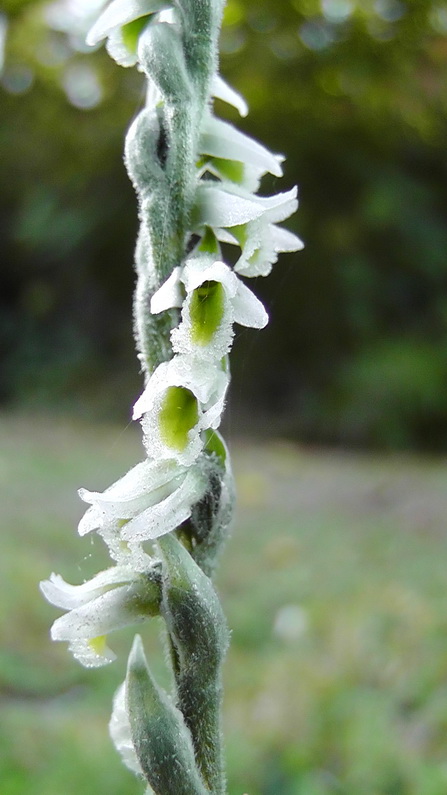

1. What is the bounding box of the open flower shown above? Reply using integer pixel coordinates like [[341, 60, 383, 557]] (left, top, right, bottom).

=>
[[133, 355, 229, 466], [218, 217, 304, 278], [199, 113, 284, 192], [193, 183, 303, 277], [78, 457, 207, 558], [40, 565, 161, 667], [151, 256, 268, 359], [86, 0, 173, 66]]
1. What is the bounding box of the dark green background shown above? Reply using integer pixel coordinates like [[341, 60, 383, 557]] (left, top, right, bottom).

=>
[[2, 0, 447, 449]]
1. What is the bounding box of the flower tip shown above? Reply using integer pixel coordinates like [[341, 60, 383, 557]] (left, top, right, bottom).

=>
[[85, 27, 98, 47], [132, 400, 143, 421], [39, 578, 52, 599]]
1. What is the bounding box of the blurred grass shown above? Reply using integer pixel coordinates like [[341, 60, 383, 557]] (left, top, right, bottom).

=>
[[2, 413, 447, 794]]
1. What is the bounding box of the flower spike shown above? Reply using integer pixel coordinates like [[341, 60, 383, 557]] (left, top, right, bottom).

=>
[[42, 0, 301, 791]]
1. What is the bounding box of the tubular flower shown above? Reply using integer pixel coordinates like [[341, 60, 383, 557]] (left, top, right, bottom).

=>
[[198, 112, 284, 192], [194, 183, 303, 278], [40, 565, 161, 667], [86, 0, 172, 66], [78, 458, 208, 559], [151, 255, 268, 359], [133, 355, 229, 466]]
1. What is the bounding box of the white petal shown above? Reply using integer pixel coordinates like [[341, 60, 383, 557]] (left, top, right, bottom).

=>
[[105, 28, 140, 66], [232, 280, 269, 329], [171, 295, 233, 361], [120, 467, 206, 541], [195, 185, 266, 227], [174, 356, 227, 404], [181, 257, 238, 297], [78, 459, 185, 533], [150, 267, 183, 313], [201, 375, 229, 429], [110, 683, 142, 775], [50, 584, 146, 641], [233, 221, 303, 278], [134, 356, 221, 419], [86, 0, 169, 45], [269, 224, 304, 252], [78, 504, 104, 536], [211, 75, 248, 117], [214, 227, 239, 245], [40, 567, 134, 610], [247, 186, 299, 224], [133, 361, 170, 419], [201, 115, 283, 178]]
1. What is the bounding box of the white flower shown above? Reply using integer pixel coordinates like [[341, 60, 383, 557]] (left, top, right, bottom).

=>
[[86, 0, 172, 66], [40, 566, 160, 667], [193, 183, 303, 277], [109, 681, 143, 776], [78, 457, 207, 556], [151, 256, 268, 359], [133, 355, 229, 466], [199, 113, 284, 192], [219, 217, 304, 278]]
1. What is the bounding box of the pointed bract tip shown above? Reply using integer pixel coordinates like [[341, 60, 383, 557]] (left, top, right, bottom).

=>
[[128, 633, 147, 673]]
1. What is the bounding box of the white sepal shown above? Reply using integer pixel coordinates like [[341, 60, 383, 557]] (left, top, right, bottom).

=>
[[86, 0, 169, 46], [196, 184, 301, 277], [49, 585, 145, 641], [39, 566, 135, 610], [211, 74, 248, 117], [119, 466, 207, 542], [79, 459, 187, 531], [227, 220, 304, 278], [194, 184, 266, 227], [231, 277, 269, 327], [201, 114, 284, 178], [105, 28, 141, 66], [77, 457, 207, 555], [150, 267, 183, 314]]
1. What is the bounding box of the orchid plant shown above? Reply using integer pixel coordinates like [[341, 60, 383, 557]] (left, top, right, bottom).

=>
[[40, 0, 302, 792]]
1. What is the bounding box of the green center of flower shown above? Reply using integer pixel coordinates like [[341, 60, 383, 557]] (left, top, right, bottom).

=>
[[190, 280, 225, 345], [211, 157, 245, 185], [122, 16, 152, 54], [159, 386, 199, 451]]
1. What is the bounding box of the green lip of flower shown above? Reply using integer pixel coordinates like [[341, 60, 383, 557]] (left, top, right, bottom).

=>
[[151, 256, 268, 362], [189, 280, 226, 345], [121, 15, 153, 53], [158, 385, 200, 451]]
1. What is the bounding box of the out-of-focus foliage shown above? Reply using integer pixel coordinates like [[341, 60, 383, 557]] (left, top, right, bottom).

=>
[[2, 0, 447, 448]]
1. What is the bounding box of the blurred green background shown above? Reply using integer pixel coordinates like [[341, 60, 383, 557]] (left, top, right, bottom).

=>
[[3, 414, 447, 795], [2, 1, 447, 794], [3, 0, 447, 449]]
